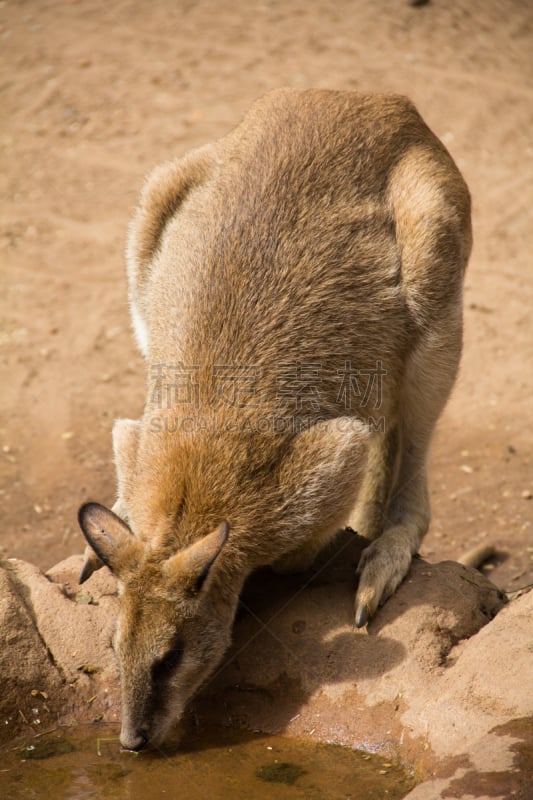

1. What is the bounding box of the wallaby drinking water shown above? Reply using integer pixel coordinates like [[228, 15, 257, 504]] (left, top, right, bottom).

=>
[[77, 89, 471, 751]]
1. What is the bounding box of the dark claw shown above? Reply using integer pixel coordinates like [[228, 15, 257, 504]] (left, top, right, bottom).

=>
[[355, 603, 369, 629]]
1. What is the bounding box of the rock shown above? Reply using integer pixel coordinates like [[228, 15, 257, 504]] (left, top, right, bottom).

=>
[[193, 534, 530, 796], [8, 557, 118, 684], [406, 593, 533, 798], [0, 555, 120, 740], [195, 542, 508, 761], [0, 563, 63, 735]]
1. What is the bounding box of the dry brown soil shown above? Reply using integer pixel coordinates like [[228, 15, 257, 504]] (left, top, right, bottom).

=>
[[1, 0, 532, 592]]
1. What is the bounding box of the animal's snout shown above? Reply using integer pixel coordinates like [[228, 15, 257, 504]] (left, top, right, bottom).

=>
[[121, 729, 149, 752]]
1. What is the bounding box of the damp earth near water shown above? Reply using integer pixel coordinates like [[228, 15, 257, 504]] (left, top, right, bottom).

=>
[[0, 724, 417, 799]]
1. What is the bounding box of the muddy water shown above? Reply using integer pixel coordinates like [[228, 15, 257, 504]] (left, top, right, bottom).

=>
[[0, 724, 416, 799]]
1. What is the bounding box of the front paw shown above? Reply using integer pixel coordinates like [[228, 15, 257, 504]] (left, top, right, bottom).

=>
[[354, 531, 413, 627]]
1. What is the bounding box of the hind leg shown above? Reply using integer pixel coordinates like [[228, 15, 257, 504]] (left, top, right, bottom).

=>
[[354, 319, 462, 626]]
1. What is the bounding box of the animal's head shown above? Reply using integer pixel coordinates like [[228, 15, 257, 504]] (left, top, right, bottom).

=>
[[78, 502, 233, 751]]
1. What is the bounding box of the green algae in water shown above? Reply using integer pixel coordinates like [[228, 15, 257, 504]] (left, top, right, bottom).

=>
[[0, 724, 417, 800], [18, 736, 75, 760], [256, 761, 306, 785]]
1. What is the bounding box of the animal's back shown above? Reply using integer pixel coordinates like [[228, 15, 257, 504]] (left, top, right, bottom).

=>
[[131, 89, 470, 421]]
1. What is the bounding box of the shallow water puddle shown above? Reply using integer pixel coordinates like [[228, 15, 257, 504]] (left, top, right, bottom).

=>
[[0, 724, 416, 799]]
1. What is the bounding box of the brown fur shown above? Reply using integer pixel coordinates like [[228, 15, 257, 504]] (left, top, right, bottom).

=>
[[78, 88, 471, 750]]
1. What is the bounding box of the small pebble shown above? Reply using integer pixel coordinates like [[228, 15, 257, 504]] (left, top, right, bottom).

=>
[[521, 490, 532, 500], [460, 464, 474, 474]]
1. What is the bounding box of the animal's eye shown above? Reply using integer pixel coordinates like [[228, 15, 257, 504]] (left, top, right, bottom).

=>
[[152, 642, 184, 683]]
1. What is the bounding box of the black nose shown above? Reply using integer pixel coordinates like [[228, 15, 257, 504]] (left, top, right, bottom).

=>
[[128, 731, 149, 752]]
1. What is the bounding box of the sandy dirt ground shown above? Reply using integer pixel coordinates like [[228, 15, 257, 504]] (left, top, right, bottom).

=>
[[1, 0, 532, 594]]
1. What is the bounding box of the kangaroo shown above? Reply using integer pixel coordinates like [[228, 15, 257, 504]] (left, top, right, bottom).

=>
[[77, 89, 471, 751]]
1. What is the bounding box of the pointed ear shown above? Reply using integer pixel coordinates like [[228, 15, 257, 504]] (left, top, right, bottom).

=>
[[112, 418, 140, 505], [279, 417, 370, 522], [78, 502, 145, 579], [164, 520, 229, 595]]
